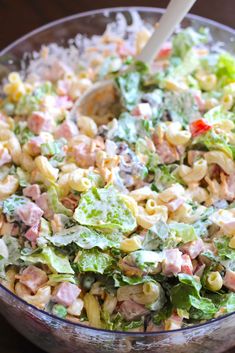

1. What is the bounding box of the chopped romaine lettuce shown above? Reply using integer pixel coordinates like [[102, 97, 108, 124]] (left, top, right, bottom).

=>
[[21, 246, 74, 274], [142, 221, 169, 251], [164, 91, 199, 125], [171, 274, 216, 317], [74, 187, 137, 233], [216, 52, 235, 85], [2, 195, 28, 217], [172, 27, 209, 58], [76, 248, 113, 274], [41, 138, 66, 157], [113, 113, 138, 143], [48, 273, 77, 285], [169, 222, 198, 243], [16, 167, 29, 187], [0, 235, 21, 278], [14, 122, 35, 144], [113, 273, 156, 287], [115, 71, 141, 110], [47, 225, 121, 250], [47, 186, 72, 217], [153, 164, 182, 191]]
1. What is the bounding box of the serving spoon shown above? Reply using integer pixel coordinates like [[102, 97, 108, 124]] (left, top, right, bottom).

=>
[[71, 0, 197, 125]]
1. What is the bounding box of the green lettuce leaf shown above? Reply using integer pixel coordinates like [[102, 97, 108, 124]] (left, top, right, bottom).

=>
[[171, 274, 216, 318], [214, 237, 235, 261], [21, 246, 74, 274], [142, 221, 169, 251], [14, 122, 35, 144], [16, 167, 29, 187], [216, 52, 235, 85], [48, 273, 77, 285], [113, 273, 156, 287], [169, 222, 198, 244], [115, 71, 141, 111], [2, 195, 28, 217], [76, 249, 113, 274], [41, 138, 67, 157], [113, 112, 138, 143], [47, 186, 72, 217], [153, 164, 182, 191], [123, 250, 163, 273], [0, 235, 21, 278], [172, 27, 209, 58], [164, 91, 199, 125], [74, 187, 136, 233], [47, 225, 121, 250]]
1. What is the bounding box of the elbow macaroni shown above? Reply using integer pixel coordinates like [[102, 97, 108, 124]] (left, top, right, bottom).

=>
[[165, 122, 191, 146]]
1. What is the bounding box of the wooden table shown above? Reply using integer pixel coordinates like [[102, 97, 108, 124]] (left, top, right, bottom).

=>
[[0, 1, 234, 352]]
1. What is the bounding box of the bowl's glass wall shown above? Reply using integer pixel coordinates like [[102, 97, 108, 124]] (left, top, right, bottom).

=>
[[0, 8, 235, 353]]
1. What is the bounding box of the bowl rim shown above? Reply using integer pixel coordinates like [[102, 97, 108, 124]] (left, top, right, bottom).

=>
[[0, 6, 235, 336], [1, 6, 235, 56]]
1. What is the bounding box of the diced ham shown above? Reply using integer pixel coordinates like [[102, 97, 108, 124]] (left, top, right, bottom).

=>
[[36, 193, 53, 219], [54, 120, 78, 140], [28, 111, 53, 134], [223, 269, 235, 292], [132, 103, 152, 119], [52, 282, 81, 307], [0, 148, 12, 167], [180, 254, 193, 275], [119, 300, 149, 321], [27, 136, 44, 156], [55, 96, 73, 110], [24, 223, 40, 242], [180, 238, 204, 260], [23, 184, 41, 201], [153, 134, 180, 164], [162, 249, 183, 276], [167, 198, 184, 212], [17, 202, 43, 226], [19, 265, 48, 294], [73, 143, 96, 168]]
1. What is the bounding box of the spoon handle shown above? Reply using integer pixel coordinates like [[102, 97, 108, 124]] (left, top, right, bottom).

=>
[[137, 0, 197, 64]]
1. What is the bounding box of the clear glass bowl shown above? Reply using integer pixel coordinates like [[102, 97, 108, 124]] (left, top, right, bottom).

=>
[[0, 7, 235, 353]]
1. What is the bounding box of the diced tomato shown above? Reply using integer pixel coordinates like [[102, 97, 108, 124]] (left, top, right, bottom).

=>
[[190, 119, 212, 137], [156, 42, 172, 59]]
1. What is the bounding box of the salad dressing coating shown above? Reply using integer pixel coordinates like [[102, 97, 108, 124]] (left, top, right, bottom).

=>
[[1, 15, 235, 331]]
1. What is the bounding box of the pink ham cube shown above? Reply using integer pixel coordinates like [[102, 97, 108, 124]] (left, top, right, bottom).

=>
[[119, 300, 149, 321], [17, 202, 43, 226], [223, 269, 235, 292], [181, 254, 193, 275], [19, 265, 48, 294], [52, 282, 81, 307], [23, 184, 41, 201], [54, 120, 78, 140], [162, 249, 183, 276], [24, 223, 40, 242], [28, 111, 53, 134], [180, 238, 204, 260]]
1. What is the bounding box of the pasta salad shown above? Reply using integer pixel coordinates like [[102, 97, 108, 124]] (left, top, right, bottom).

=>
[[1, 14, 235, 332]]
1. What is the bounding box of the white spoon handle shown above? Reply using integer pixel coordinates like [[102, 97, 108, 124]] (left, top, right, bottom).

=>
[[137, 0, 197, 64]]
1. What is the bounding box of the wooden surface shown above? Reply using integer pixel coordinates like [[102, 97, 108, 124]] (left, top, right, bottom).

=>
[[0, 1, 234, 352]]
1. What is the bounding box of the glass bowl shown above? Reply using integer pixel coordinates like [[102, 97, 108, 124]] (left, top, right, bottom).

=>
[[0, 7, 235, 353]]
